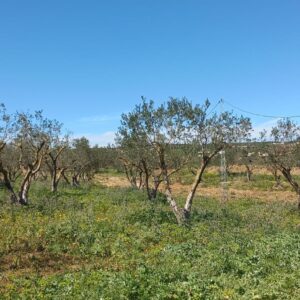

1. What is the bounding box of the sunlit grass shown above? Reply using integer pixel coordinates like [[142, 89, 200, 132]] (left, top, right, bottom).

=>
[[0, 180, 300, 299]]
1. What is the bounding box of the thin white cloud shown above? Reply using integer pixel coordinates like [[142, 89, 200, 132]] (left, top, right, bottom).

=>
[[251, 118, 280, 139], [74, 131, 116, 146], [79, 115, 120, 123]]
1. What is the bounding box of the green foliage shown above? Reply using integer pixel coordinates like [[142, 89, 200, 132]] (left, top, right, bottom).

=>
[[0, 182, 300, 299]]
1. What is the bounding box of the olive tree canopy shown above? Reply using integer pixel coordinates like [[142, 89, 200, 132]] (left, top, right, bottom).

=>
[[117, 97, 252, 224]]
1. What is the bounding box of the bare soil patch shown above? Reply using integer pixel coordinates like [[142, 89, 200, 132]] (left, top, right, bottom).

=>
[[94, 173, 298, 204], [94, 174, 129, 188], [171, 183, 298, 203]]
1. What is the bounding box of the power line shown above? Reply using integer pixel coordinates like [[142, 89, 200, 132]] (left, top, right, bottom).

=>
[[206, 99, 222, 117], [223, 100, 300, 119]]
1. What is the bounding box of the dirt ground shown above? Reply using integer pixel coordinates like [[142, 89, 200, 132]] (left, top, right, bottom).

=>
[[206, 165, 300, 176], [94, 169, 299, 204]]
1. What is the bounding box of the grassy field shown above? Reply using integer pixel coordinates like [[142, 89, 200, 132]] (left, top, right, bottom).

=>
[[1, 172, 300, 299]]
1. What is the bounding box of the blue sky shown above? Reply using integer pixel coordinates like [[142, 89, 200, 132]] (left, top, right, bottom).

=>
[[1, 0, 299, 145]]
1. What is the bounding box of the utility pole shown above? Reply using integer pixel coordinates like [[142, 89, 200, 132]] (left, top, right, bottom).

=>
[[220, 99, 228, 202], [220, 149, 228, 202]]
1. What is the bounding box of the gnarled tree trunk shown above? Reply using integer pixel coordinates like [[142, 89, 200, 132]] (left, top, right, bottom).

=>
[[18, 175, 31, 205], [245, 164, 253, 181], [159, 145, 221, 224], [0, 161, 18, 203], [183, 159, 209, 220], [280, 167, 300, 209], [17, 141, 46, 205]]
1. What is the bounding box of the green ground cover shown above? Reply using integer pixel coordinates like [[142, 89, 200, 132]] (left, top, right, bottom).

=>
[[0, 179, 300, 299]]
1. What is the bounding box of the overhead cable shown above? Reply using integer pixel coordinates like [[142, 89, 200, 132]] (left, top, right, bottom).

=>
[[222, 99, 300, 119]]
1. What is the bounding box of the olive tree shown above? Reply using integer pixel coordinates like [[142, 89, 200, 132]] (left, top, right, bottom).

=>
[[68, 137, 95, 186], [45, 122, 70, 192], [1, 144, 22, 182], [13, 111, 63, 204], [260, 119, 300, 207], [117, 98, 252, 224], [116, 98, 193, 201], [0, 103, 17, 198], [0, 108, 63, 204], [117, 123, 159, 197], [92, 145, 119, 170], [238, 145, 256, 181], [177, 107, 251, 223]]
